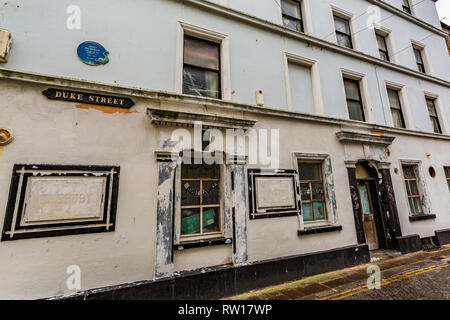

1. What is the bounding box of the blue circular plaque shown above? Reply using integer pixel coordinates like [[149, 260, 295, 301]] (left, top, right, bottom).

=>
[[77, 41, 110, 66]]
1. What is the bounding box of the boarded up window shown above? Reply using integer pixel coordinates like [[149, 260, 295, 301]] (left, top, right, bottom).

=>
[[288, 63, 314, 114]]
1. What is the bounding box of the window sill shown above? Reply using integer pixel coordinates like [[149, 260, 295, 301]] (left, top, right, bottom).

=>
[[409, 214, 436, 222], [175, 237, 232, 250], [298, 225, 343, 236]]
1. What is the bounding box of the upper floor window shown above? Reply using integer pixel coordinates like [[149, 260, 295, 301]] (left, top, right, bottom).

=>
[[298, 161, 327, 222], [413, 47, 426, 73], [183, 36, 221, 99], [376, 33, 390, 61], [402, 165, 423, 215], [426, 98, 442, 134], [281, 0, 304, 32], [334, 16, 353, 49], [387, 88, 406, 128], [402, 0, 412, 14], [445, 167, 450, 191], [180, 164, 222, 240], [344, 78, 365, 121]]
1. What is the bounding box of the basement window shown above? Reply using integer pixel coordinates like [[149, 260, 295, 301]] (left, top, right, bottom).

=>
[[180, 163, 222, 240]]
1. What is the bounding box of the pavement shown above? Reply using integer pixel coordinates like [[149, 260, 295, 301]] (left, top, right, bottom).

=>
[[226, 245, 450, 300]]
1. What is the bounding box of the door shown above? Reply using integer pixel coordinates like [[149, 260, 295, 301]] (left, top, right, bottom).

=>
[[357, 181, 379, 250]]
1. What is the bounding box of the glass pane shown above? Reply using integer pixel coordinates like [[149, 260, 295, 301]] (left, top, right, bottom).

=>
[[202, 181, 220, 205], [184, 37, 219, 70], [299, 162, 322, 181], [182, 164, 220, 179], [379, 51, 389, 61], [412, 197, 423, 214], [313, 202, 326, 220], [426, 100, 437, 116], [408, 198, 415, 214], [344, 79, 361, 101], [414, 49, 423, 65], [336, 33, 352, 48], [402, 166, 416, 179], [376, 35, 387, 51], [387, 89, 401, 109], [408, 180, 419, 196], [430, 117, 441, 134], [359, 184, 372, 214], [311, 182, 325, 201], [447, 180, 450, 190], [202, 207, 220, 233], [445, 167, 450, 179], [181, 208, 201, 235], [391, 109, 405, 128], [404, 180, 411, 196], [181, 181, 200, 206], [281, 0, 301, 18], [282, 16, 302, 32], [334, 17, 349, 34], [183, 66, 219, 99], [347, 100, 365, 121], [300, 183, 311, 201], [302, 203, 313, 221], [417, 63, 425, 73]]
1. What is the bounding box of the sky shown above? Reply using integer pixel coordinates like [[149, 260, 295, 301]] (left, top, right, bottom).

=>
[[436, 0, 450, 25]]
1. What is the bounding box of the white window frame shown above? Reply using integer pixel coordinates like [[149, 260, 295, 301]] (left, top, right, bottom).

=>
[[385, 81, 413, 130], [294, 153, 339, 230], [331, 6, 358, 51], [424, 92, 448, 135], [283, 52, 324, 115], [399, 159, 433, 217], [411, 40, 431, 75], [373, 26, 396, 63], [340, 69, 373, 123], [175, 22, 231, 100]]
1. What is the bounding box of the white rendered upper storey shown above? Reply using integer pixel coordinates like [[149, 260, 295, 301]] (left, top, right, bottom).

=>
[[0, 0, 449, 133]]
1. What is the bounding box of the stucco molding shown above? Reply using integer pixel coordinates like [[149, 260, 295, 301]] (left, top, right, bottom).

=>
[[1, 69, 449, 141], [336, 131, 396, 146], [147, 108, 256, 129]]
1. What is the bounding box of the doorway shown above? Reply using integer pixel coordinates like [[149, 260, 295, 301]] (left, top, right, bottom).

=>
[[355, 162, 383, 251]]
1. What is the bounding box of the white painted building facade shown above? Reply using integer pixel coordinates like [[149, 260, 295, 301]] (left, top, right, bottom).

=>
[[0, 0, 449, 299]]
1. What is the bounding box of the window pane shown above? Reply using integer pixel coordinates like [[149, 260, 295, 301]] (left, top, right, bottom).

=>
[[412, 197, 423, 214], [408, 198, 415, 214], [202, 181, 220, 205], [181, 181, 200, 206], [379, 51, 389, 61], [282, 16, 302, 31], [311, 182, 325, 201], [202, 207, 220, 233], [302, 203, 313, 221], [344, 79, 361, 101], [387, 89, 401, 109], [336, 33, 352, 48], [414, 49, 423, 65], [408, 180, 419, 196], [402, 166, 416, 179], [300, 182, 311, 201], [299, 162, 322, 181], [184, 37, 219, 70], [281, 0, 301, 19], [313, 202, 326, 220], [182, 164, 220, 179], [430, 117, 441, 134], [181, 208, 201, 235], [445, 167, 450, 179], [334, 17, 349, 34], [347, 100, 365, 121], [183, 66, 219, 99], [376, 35, 387, 51], [427, 100, 437, 116], [391, 109, 405, 128], [359, 184, 372, 214]]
